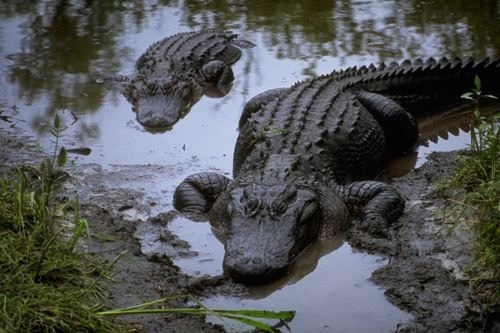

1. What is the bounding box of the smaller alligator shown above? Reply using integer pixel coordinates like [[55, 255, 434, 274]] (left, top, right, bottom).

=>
[[100, 30, 254, 130], [173, 57, 500, 285]]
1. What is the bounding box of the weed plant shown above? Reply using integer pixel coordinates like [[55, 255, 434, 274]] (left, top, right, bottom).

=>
[[0, 115, 121, 332], [443, 76, 499, 303]]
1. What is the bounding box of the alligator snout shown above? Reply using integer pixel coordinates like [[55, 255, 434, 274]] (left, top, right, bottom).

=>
[[223, 252, 289, 285], [136, 95, 183, 129]]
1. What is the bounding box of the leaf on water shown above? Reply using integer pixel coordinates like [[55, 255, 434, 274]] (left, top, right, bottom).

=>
[[66, 147, 92, 156], [217, 313, 276, 332], [232, 39, 256, 49], [214, 309, 295, 320], [97, 297, 295, 332]]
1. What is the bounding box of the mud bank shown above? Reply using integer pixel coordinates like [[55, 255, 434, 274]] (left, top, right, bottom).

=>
[[350, 152, 499, 333], [0, 128, 496, 332]]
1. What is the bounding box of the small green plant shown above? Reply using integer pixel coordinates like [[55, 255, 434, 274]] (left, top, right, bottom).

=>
[[253, 122, 288, 141], [0, 115, 122, 332], [442, 76, 499, 304]]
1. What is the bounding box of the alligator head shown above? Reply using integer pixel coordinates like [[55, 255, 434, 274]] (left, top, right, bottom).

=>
[[174, 172, 350, 285], [124, 74, 203, 130], [210, 182, 323, 285]]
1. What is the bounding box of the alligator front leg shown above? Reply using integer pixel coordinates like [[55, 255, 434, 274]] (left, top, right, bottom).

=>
[[341, 181, 405, 237], [173, 172, 231, 216], [201, 60, 235, 97], [356, 90, 419, 152]]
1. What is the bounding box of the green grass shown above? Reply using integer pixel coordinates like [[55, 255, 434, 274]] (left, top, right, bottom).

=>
[[441, 76, 499, 304], [0, 116, 122, 332]]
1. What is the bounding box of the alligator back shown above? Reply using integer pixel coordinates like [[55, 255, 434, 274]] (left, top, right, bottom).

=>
[[235, 76, 387, 183], [135, 30, 250, 75], [234, 57, 500, 183]]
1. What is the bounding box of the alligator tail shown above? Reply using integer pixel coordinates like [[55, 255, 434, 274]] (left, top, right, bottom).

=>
[[356, 57, 500, 116]]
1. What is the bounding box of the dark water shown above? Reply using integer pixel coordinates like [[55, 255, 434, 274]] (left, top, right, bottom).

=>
[[1, 1, 499, 332]]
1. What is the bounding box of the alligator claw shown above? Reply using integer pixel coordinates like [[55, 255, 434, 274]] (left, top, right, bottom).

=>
[[356, 214, 391, 239]]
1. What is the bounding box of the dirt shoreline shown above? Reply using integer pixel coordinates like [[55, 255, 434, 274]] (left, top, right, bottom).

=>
[[0, 127, 497, 333]]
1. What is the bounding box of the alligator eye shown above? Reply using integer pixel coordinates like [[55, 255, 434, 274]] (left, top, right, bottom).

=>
[[146, 82, 158, 95], [244, 198, 260, 216], [273, 201, 288, 214], [130, 87, 138, 100], [299, 200, 319, 223], [226, 202, 233, 216], [181, 86, 192, 101], [248, 198, 259, 210]]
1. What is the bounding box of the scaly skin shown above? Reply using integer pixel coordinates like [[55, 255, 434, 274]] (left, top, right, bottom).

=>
[[173, 57, 500, 285], [106, 30, 254, 130]]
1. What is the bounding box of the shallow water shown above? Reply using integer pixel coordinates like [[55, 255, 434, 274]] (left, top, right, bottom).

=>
[[1, 1, 499, 332]]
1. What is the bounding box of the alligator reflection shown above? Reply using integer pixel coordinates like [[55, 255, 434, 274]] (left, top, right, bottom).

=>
[[246, 236, 344, 299], [208, 221, 344, 297], [385, 103, 500, 177]]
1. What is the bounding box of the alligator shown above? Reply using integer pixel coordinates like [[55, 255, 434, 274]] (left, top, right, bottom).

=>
[[101, 30, 254, 130], [173, 57, 500, 285]]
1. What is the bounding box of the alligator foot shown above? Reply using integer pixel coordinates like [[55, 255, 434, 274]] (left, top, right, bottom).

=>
[[173, 172, 231, 217], [202, 60, 235, 97], [355, 213, 391, 239], [356, 90, 419, 153], [341, 180, 405, 239]]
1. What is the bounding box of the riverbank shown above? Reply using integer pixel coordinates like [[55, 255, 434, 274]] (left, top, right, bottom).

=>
[[0, 126, 496, 332]]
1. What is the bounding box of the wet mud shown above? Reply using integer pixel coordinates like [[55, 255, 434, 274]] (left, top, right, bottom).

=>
[[0, 126, 497, 333], [350, 152, 498, 333]]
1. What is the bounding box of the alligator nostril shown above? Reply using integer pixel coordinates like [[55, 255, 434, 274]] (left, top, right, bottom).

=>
[[240, 256, 251, 264], [251, 257, 263, 264]]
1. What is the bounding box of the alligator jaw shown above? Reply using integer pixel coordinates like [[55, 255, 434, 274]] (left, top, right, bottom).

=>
[[222, 222, 293, 285], [135, 94, 186, 130], [223, 250, 289, 285]]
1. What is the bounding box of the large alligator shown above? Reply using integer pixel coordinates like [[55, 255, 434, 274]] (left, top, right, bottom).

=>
[[173, 57, 500, 285], [101, 30, 254, 130]]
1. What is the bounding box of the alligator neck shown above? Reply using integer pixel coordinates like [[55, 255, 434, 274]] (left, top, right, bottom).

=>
[[237, 153, 319, 185]]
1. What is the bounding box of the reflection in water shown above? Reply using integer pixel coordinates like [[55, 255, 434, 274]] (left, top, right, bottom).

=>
[[385, 104, 500, 176], [160, 217, 411, 332], [0, 0, 168, 140], [178, 0, 500, 66], [204, 242, 412, 333], [247, 236, 344, 299]]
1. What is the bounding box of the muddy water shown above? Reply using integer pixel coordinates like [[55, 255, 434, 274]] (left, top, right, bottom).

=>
[[1, 1, 499, 332]]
